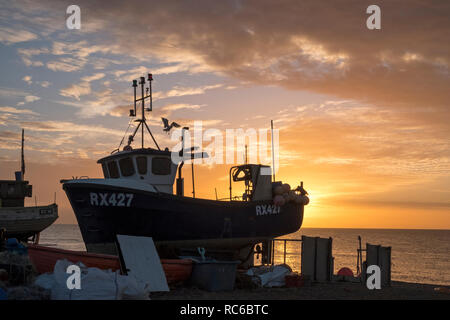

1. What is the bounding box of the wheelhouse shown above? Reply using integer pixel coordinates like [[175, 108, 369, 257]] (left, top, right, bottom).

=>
[[229, 164, 272, 202], [97, 148, 178, 194]]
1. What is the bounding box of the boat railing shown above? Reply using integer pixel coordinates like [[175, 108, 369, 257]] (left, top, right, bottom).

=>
[[73, 176, 90, 180], [270, 238, 303, 267], [60, 176, 90, 183], [216, 197, 231, 201]]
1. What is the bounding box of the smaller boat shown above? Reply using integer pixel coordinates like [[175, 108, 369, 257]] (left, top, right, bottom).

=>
[[27, 244, 193, 285], [0, 129, 58, 241]]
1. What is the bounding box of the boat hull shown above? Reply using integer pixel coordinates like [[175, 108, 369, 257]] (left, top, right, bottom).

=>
[[0, 204, 58, 240], [63, 181, 304, 256]]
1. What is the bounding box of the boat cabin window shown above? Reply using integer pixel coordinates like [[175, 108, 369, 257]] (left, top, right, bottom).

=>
[[101, 163, 110, 178], [152, 157, 171, 175], [136, 156, 147, 175], [119, 157, 135, 177], [107, 161, 120, 178]]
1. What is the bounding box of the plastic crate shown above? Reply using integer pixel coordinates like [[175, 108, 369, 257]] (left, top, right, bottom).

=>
[[190, 261, 240, 292], [285, 273, 305, 288]]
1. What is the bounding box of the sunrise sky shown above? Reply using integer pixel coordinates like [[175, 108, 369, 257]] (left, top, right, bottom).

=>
[[0, 0, 449, 228]]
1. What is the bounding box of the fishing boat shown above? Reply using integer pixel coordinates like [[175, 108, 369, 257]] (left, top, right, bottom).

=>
[[61, 73, 309, 265], [0, 130, 58, 242], [27, 244, 193, 284]]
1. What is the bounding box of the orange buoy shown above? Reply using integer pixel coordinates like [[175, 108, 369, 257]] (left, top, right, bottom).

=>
[[273, 195, 285, 206], [302, 195, 310, 205], [282, 183, 291, 193], [337, 267, 354, 277]]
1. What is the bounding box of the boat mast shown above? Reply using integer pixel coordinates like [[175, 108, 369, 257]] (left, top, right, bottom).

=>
[[126, 73, 160, 150], [21, 128, 25, 179], [141, 76, 145, 148], [271, 120, 276, 182]]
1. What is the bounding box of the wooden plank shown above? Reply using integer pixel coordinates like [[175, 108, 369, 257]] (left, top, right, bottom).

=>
[[366, 243, 391, 286], [301, 236, 316, 279], [379, 246, 391, 286], [316, 237, 331, 282], [301, 236, 333, 282], [117, 235, 169, 292]]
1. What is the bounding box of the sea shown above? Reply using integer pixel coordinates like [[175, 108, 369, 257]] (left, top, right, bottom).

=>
[[39, 225, 450, 286]]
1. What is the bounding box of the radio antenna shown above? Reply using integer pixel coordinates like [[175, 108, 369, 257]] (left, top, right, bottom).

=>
[[131, 80, 137, 117], [148, 73, 153, 111], [125, 73, 160, 150]]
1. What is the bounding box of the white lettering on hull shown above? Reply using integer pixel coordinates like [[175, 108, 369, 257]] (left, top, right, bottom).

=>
[[256, 204, 281, 216], [89, 192, 134, 207]]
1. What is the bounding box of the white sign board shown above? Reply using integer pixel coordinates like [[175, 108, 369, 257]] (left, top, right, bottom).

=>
[[117, 235, 169, 292]]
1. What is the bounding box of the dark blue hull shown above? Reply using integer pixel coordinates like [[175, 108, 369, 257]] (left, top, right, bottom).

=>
[[63, 182, 304, 256]]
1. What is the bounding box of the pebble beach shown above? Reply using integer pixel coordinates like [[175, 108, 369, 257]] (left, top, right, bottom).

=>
[[153, 281, 450, 300]]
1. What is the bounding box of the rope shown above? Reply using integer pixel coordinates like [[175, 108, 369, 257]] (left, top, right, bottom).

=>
[[118, 119, 133, 150]]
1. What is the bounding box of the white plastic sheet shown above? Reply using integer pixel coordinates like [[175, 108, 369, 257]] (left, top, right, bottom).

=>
[[34, 259, 150, 300], [246, 265, 291, 287]]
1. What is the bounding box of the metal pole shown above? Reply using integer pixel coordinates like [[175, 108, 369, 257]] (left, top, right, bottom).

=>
[[140, 77, 145, 149], [271, 240, 275, 265], [271, 120, 275, 182], [148, 73, 153, 111], [191, 161, 195, 198], [178, 127, 189, 181], [229, 167, 233, 201], [21, 129, 25, 179], [283, 239, 287, 264], [245, 144, 247, 164], [143, 121, 160, 150], [357, 235, 363, 276], [133, 80, 137, 116]]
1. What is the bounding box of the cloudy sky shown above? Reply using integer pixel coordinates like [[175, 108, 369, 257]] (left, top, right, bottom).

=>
[[0, 0, 449, 228]]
